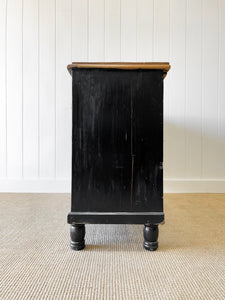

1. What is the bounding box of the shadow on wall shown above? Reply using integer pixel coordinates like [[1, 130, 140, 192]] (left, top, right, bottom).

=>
[[164, 121, 225, 179]]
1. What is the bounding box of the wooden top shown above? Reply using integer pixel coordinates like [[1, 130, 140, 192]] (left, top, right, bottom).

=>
[[67, 62, 170, 78]]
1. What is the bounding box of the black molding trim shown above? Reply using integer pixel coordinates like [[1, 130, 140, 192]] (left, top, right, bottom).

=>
[[68, 212, 164, 225]]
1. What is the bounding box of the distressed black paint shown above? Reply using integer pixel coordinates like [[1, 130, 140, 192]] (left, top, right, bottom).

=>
[[132, 70, 163, 212], [70, 68, 163, 214], [71, 69, 132, 212], [68, 67, 165, 249]]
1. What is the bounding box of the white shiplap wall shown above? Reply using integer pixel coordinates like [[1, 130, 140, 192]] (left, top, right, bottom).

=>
[[0, 0, 224, 192]]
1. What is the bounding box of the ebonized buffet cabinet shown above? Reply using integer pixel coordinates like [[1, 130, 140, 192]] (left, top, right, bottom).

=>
[[67, 62, 170, 251]]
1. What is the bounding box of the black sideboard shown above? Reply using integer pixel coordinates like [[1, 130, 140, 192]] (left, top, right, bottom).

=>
[[67, 62, 170, 251]]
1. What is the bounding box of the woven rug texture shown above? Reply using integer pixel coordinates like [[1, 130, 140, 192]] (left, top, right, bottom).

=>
[[0, 193, 225, 300]]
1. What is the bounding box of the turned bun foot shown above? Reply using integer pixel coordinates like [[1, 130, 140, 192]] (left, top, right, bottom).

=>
[[70, 224, 85, 250], [143, 224, 159, 251]]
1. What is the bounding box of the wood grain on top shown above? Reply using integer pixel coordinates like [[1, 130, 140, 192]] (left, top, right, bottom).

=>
[[67, 62, 170, 78]]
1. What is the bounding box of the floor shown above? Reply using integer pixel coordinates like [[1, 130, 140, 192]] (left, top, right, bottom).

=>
[[0, 193, 225, 300]]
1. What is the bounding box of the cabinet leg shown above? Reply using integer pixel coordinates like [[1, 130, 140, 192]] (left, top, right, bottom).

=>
[[143, 224, 159, 251], [70, 224, 85, 250]]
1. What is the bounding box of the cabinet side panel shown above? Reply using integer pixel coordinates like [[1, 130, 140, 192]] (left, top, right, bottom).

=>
[[132, 70, 163, 212], [71, 69, 132, 212]]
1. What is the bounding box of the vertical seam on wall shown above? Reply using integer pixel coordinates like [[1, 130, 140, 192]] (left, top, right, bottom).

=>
[[217, 0, 220, 139], [38, 0, 40, 178], [87, 0, 89, 61], [135, 0, 137, 61], [165, 0, 171, 178], [184, 0, 188, 179], [5, 0, 8, 177], [152, 0, 154, 61], [54, 0, 56, 178], [201, 0, 203, 178], [104, 0, 105, 62], [120, 0, 121, 61], [21, 0, 24, 178]]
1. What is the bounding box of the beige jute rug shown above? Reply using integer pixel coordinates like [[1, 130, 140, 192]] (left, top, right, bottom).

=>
[[0, 193, 224, 300]]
